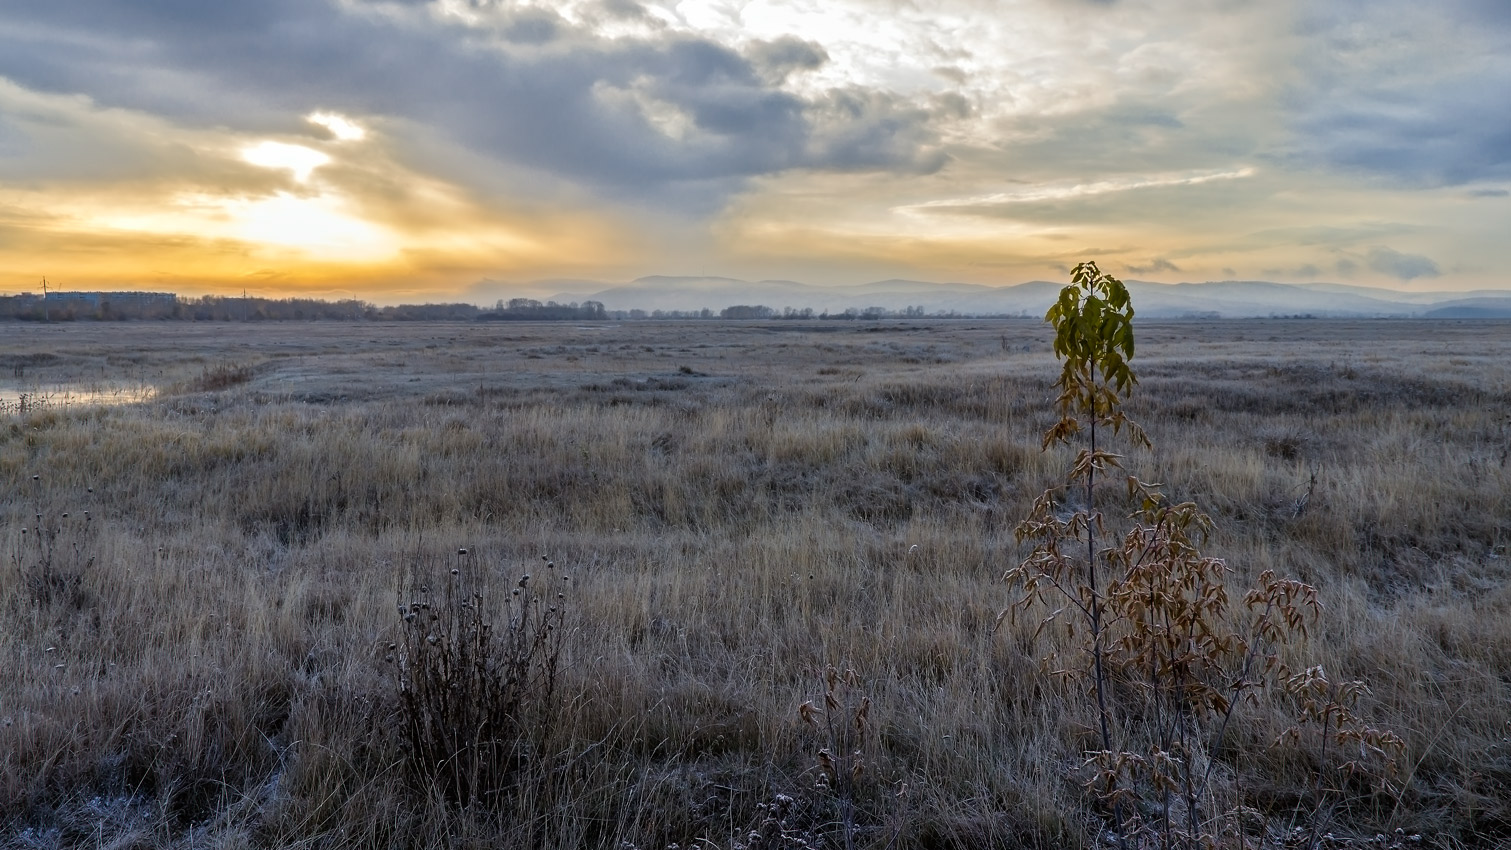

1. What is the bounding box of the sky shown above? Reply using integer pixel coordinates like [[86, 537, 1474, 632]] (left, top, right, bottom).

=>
[[1, 0, 1508, 302]]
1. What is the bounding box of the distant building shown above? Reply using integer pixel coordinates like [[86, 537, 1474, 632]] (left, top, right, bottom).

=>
[[44, 290, 178, 318], [43, 291, 100, 307]]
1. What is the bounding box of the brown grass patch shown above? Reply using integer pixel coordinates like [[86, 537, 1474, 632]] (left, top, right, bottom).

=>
[[1, 319, 1508, 848]]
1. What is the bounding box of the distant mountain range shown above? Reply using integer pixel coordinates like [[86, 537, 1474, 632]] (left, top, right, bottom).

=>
[[528, 275, 1511, 319]]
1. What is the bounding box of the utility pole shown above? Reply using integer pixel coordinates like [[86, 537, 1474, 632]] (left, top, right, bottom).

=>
[[41, 276, 49, 322]]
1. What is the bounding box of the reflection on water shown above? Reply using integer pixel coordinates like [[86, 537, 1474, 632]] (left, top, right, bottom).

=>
[[0, 383, 156, 414]]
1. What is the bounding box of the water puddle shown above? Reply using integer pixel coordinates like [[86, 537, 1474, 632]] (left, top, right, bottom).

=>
[[0, 383, 156, 414]]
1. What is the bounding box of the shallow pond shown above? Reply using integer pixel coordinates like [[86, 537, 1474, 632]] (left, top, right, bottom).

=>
[[0, 382, 156, 414]]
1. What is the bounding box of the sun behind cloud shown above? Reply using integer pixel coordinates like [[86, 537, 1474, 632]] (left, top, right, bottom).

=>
[[241, 141, 331, 183], [307, 111, 367, 142], [0, 81, 647, 298]]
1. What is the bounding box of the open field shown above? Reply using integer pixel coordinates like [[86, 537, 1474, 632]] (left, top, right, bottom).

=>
[[2, 318, 1509, 849]]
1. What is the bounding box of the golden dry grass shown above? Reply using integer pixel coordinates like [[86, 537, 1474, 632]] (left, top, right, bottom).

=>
[[1, 318, 1508, 849]]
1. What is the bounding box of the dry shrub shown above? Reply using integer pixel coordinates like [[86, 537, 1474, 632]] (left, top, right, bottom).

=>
[[179, 362, 257, 393], [391, 553, 568, 812]]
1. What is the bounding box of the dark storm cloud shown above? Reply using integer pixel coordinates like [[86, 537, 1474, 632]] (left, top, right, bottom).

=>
[[1286, 0, 1511, 186], [0, 0, 940, 210]]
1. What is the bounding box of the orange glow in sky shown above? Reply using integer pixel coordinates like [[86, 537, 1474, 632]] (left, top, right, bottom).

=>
[[0, 2, 1505, 301]]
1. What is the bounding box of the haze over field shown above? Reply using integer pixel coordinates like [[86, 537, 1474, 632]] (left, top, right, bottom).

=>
[[1, 1, 1509, 301], [533, 275, 1511, 318]]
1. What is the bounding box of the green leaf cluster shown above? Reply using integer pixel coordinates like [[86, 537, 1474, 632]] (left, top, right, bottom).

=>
[[1044, 261, 1145, 448]]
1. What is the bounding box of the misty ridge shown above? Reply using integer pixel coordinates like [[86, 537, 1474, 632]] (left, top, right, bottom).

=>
[[535, 275, 1511, 319], [7, 277, 1511, 322]]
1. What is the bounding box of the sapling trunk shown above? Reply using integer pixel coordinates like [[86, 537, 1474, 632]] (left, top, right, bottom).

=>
[[1085, 369, 1127, 848]]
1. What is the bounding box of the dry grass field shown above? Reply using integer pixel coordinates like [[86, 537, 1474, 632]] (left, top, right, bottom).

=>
[[1, 318, 1508, 849]]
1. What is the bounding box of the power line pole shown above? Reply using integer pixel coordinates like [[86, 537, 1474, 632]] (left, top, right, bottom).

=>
[[41, 276, 49, 322]]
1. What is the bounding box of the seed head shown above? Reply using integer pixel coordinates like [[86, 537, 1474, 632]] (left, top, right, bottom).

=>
[[818, 749, 836, 777], [799, 701, 819, 727]]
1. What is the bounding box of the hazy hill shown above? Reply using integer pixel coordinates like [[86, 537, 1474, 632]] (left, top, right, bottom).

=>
[[1424, 297, 1511, 318], [548, 275, 1511, 318]]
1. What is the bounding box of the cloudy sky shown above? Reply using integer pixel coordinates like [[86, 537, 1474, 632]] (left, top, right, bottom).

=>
[[1, 0, 1507, 301]]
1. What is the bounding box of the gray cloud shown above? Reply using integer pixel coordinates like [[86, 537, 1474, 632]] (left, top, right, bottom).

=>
[[989, 100, 1201, 179], [1126, 258, 1180, 275], [1260, 264, 1321, 280], [1286, 0, 1511, 186], [804, 88, 948, 174], [1366, 246, 1440, 281], [747, 36, 829, 84], [0, 0, 939, 211], [502, 8, 566, 45], [1223, 223, 1417, 252]]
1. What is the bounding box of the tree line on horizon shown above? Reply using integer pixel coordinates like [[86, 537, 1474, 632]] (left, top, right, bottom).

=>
[[0, 293, 608, 323], [0, 292, 961, 322]]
